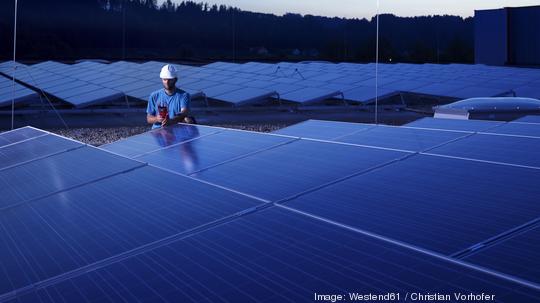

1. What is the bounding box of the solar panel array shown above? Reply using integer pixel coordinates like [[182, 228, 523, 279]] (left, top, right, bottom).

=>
[[102, 119, 540, 288], [2, 123, 540, 301], [0, 125, 540, 302], [271, 118, 540, 274], [2, 60, 539, 108], [200, 61, 540, 102], [0, 62, 40, 107], [0, 61, 124, 108]]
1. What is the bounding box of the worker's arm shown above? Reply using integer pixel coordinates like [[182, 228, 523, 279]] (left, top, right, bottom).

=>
[[147, 114, 164, 125]]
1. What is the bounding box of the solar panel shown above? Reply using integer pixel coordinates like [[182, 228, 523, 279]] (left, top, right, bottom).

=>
[[405, 117, 505, 132], [67, 88, 124, 108], [212, 87, 277, 106], [486, 122, 540, 138], [0, 134, 82, 170], [0, 127, 47, 147], [101, 124, 219, 158], [381, 79, 434, 91], [427, 133, 540, 168], [409, 82, 470, 97], [514, 115, 540, 123], [1, 63, 125, 108], [337, 125, 469, 151], [342, 86, 398, 103], [283, 154, 540, 255], [5, 207, 539, 302], [0, 165, 264, 297], [465, 226, 540, 285], [194, 139, 409, 201], [514, 85, 540, 99], [450, 86, 511, 99], [201, 83, 243, 98], [0, 75, 39, 107], [273, 119, 373, 140], [280, 87, 342, 104], [135, 129, 297, 175], [0, 146, 142, 210]]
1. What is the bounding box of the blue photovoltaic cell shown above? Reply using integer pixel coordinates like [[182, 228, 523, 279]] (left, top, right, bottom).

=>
[[405, 117, 504, 132], [6, 208, 539, 302], [273, 119, 372, 140], [0, 135, 82, 170], [194, 140, 409, 201], [465, 226, 540, 285], [485, 123, 540, 138], [428, 133, 540, 168], [0, 165, 263, 296], [0, 127, 46, 147], [101, 124, 219, 158], [513, 115, 540, 124], [284, 154, 540, 255], [336, 126, 468, 151], [0, 146, 141, 209], [136, 130, 297, 175]]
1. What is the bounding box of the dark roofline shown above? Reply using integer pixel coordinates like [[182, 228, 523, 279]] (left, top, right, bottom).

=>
[[475, 5, 540, 13]]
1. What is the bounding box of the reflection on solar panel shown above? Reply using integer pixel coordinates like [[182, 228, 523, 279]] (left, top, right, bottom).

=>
[[135, 128, 297, 175], [2, 123, 540, 302], [101, 124, 220, 158], [5, 207, 539, 302]]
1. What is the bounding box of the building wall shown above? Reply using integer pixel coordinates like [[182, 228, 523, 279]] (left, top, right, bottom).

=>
[[508, 6, 540, 66], [474, 9, 507, 65]]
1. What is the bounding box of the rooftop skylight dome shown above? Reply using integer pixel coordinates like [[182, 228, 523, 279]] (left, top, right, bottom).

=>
[[440, 97, 540, 112], [434, 97, 540, 120]]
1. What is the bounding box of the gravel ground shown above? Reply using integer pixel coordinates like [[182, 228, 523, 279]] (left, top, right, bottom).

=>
[[48, 123, 289, 146]]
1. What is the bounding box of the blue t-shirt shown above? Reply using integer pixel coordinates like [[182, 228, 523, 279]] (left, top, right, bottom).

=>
[[147, 89, 190, 129]]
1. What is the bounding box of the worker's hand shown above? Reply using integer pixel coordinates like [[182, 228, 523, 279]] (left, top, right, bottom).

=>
[[155, 115, 164, 124], [161, 116, 170, 126]]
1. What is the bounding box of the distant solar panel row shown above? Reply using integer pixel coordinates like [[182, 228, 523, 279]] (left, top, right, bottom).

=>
[[1, 124, 540, 302], [6, 59, 538, 108], [0, 61, 124, 108], [0, 64, 40, 107], [202, 61, 540, 102]]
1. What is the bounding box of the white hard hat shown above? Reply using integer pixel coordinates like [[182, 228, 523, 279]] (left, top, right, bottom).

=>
[[160, 64, 178, 79]]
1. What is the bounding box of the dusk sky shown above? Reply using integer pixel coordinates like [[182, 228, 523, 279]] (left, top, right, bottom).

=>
[[160, 0, 539, 19]]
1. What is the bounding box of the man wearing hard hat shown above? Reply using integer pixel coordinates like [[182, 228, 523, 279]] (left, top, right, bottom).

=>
[[146, 64, 195, 129]]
